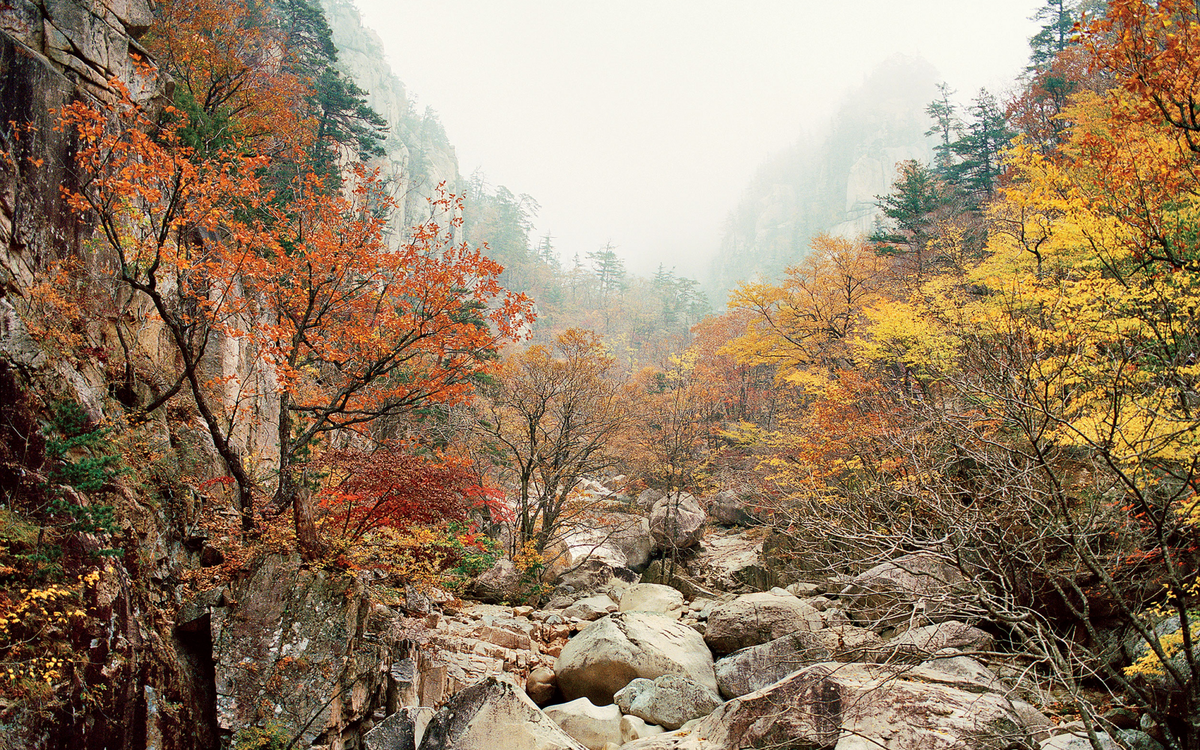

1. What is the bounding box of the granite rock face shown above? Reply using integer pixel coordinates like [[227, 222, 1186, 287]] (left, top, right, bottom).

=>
[[417, 676, 587, 750]]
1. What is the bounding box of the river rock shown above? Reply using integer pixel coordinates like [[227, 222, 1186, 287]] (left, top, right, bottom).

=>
[[703, 591, 823, 655], [525, 666, 558, 706], [417, 676, 586, 750], [619, 583, 685, 619], [877, 620, 995, 663], [843, 552, 968, 630], [714, 625, 883, 698], [620, 662, 1031, 750], [555, 612, 718, 704], [563, 594, 618, 621], [543, 697, 623, 750], [705, 490, 757, 527], [684, 529, 771, 592], [614, 675, 722, 730], [466, 559, 526, 605], [649, 493, 706, 552], [365, 707, 435, 750]]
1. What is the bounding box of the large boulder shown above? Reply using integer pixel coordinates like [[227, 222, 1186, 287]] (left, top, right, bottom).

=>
[[559, 512, 653, 572], [563, 594, 618, 621], [714, 626, 883, 698], [843, 552, 969, 630], [703, 591, 823, 655], [621, 662, 1031, 750], [466, 559, 526, 605], [417, 676, 586, 750], [649, 493, 706, 552], [684, 529, 771, 593], [619, 583, 685, 619], [614, 675, 722, 730], [555, 612, 717, 705], [543, 697, 623, 750], [704, 490, 757, 527], [877, 620, 996, 663], [365, 707, 435, 750]]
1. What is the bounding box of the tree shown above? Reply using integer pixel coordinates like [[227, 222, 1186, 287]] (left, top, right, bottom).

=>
[[870, 160, 950, 279], [480, 329, 629, 554], [945, 89, 1013, 202], [1029, 0, 1081, 72], [925, 83, 962, 173]]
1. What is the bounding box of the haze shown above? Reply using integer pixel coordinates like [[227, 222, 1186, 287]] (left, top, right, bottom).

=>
[[352, 0, 1044, 280]]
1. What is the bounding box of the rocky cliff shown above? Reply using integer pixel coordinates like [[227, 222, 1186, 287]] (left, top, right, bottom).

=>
[[707, 55, 936, 300]]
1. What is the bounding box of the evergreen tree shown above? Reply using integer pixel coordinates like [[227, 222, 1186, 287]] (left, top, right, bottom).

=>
[[945, 90, 1012, 202], [588, 244, 626, 302], [925, 83, 962, 174], [1028, 0, 1079, 72]]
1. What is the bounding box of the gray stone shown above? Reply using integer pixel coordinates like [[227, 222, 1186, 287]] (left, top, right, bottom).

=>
[[543, 697, 623, 750], [563, 594, 618, 621], [877, 620, 995, 663], [843, 552, 969, 630], [703, 591, 823, 655], [365, 707, 435, 750], [555, 612, 717, 705], [715, 626, 883, 698], [1040, 730, 1120, 750], [467, 559, 526, 605], [619, 583, 685, 619], [649, 493, 707, 552], [705, 490, 757, 527], [613, 674, 721, 730], [417, 676, 586, 750]]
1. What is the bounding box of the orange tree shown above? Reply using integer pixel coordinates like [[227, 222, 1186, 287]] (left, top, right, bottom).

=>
[[60, 87, 533, 557]]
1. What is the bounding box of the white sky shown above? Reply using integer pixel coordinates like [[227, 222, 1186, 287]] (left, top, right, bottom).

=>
[[352, 1, 1044, 279]]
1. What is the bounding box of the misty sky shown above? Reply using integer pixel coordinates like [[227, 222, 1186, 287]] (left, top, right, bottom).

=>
[[353, 0, 1045, 280]]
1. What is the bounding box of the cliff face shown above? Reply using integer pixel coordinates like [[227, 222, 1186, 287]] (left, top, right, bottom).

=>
[[318, 0, 462, 237], [708, 55, 936, 299]]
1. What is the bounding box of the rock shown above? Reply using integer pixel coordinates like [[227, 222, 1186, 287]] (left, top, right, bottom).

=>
[[1040, 730, 1120, 750], [703, 591, 823, 655], [417, 676, 586, 750], [555, 612, 718, 705], [1011, 700, 1056, 742], [705, 490, 757, 527], [620, 662, 1030, 750], [843, 552, 968, 630], [877, 620, 995, 663], [619, 584, 685, 619], [1122, 615, 1196, 717], [365, 707, 435, 750], [1113, 729, 1165, 750], [543, 697, 623, 750], [714, 626, 883, 698], [466, 559, 526, 605], [559, 512, 653, 572], [526, 667, 558, 706], [636, 488, 666, 512], [918, 655, 1005, 692], [649, 493, 706, 552], [786, 581, 825, 597], [563, 594, 618, 621], [621, 715, 666, 743], [614, 675, 722, 730], [684, 529, 771, 592]]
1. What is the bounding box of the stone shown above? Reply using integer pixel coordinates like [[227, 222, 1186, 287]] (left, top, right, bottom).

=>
[[703, 591, 823, 655], [466, 559, 526, 605], [562, 594, 618, 621], [619, 583, 685, 619], [918, 655, 1005, 692], [365, 707, 435, 750], [876, 620, 995, 663], [555, 612, 717, 705], [649, 493, 707, 552], [619, 662, 1031, 750], [1040, 730, 1121, 750], [416, 676, 586, 750], [1113, 729, 1165, 750], [525, 667, 558, 706], [786, 581, 824, 597], [559, 512, 653, 572], [684, 529, 771, 593], [636, 488, 666, 512], [714, 626, 883, 698], [843, 552, 968, 630], [705, 490, 757, 527], [621, 715, 666, 743], [613, 674, 722, 730], [543, 697, 623, 750]]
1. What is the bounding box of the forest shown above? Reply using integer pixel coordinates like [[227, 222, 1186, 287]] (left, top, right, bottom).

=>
[[0, 0, 1197, 748]]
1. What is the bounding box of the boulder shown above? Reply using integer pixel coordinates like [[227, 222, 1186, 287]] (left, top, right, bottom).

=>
[[621, 715, 666, 743], [525, 667, 558, 706], [703, 591, 823, 655], [555, 612, 718, 705], [649, 493, 706, 552], [619, 584, 685, 619], [705, 490, 757, 527], [563, 594, 618, 621], [614, 675, 722, 730], [877, 620, 995, 663], [843, 552, 968, 630], [918, 655, 1006, 692], [543, 697, 623, 750], [714, 626, 883, 698], [559, 512, 653, 571], [636, 488, 666, 512], [417, 676, 586, 750], [466, 559, 526, 605], [1040, 730, 1121, 750], [620, 662, 1031, 750], [684, 529, 771, 592], [365, 707, 435, 750]]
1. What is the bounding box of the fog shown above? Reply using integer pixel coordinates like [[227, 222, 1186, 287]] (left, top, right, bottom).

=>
[[352, 0, 1044, 280]]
